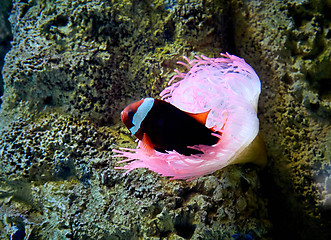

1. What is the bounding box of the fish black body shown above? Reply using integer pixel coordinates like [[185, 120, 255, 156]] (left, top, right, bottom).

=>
[[121, 98, 219, 155], [140, 99, 218, 155]]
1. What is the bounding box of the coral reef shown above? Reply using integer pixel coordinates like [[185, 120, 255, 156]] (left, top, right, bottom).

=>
[[0, 0, 330, 239]]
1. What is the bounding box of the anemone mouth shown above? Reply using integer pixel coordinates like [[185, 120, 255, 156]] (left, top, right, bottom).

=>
[[113, 53, 261, 180]]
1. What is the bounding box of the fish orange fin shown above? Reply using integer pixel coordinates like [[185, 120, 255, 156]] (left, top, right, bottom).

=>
[[185, 109, 211, 125], [211, 114, 229, 139], [140, 133, 155, 156]]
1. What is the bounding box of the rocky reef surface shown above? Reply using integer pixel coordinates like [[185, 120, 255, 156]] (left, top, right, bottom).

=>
[[0, 0, 330, 239], [231, 1, 331, 239], [0, 0, 12, 106]]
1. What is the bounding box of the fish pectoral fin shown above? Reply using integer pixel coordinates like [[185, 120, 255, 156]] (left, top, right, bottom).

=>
[[184, 109, 211, 125], [140, 133, 155, 156]]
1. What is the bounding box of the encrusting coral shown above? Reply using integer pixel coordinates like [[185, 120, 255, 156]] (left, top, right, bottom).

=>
[[114, 53, 267, 180]]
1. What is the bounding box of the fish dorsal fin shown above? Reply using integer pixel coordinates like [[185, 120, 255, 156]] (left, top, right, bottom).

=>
[[140, 133, 155, 156], [185, 109, 211, 125]]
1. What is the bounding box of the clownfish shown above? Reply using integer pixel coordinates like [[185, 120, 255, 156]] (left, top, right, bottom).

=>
[[121, 98, 220, 155]]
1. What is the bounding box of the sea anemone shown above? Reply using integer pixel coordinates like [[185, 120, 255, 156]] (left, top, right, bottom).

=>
[[113, 53, 266, 180]]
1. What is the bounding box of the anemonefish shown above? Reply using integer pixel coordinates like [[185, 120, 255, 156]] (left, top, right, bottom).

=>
[[121, 98, 220, 155]]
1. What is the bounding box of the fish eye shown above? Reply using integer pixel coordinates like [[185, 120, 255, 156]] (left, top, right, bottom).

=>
[[128, 110, 135, 119]]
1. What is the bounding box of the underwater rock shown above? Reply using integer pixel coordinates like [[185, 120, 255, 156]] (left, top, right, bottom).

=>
[[0, 0, 232, 126], [231, 0, 331, 239], [0, 0, 12, 107], [0, 113, 114, 182]]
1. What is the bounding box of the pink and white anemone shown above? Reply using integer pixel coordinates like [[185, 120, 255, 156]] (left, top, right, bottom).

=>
[[113, 53, 263, 180]]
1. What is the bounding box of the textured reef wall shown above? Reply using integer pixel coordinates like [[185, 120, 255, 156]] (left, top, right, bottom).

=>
[[231, 0, 331, 239], [0, 0, 12, 106], [0, 0, 232, 126], [0, 0, 330, 239]]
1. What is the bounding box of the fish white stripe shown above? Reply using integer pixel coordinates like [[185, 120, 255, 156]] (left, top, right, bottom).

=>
[[130, 98, 154, 135]]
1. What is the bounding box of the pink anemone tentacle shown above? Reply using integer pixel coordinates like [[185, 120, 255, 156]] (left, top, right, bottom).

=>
[[113, 53, 261, 180]]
